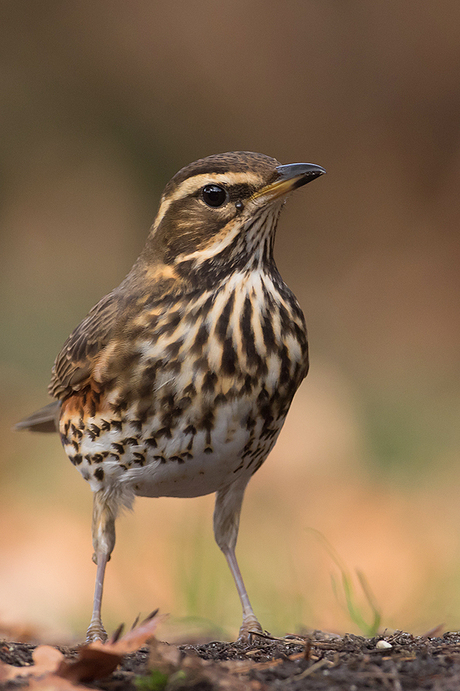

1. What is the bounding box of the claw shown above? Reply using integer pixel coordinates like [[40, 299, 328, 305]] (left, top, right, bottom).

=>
[[237, 617, 264, 643]]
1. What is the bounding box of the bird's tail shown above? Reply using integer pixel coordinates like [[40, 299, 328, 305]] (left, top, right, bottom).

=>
[[15, 401, 60, 433]]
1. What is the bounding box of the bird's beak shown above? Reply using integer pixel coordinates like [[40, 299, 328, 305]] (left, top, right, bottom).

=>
[[252, 163, 326, 203]]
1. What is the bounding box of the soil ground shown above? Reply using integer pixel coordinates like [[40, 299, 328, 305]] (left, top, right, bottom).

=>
[[2, 629, 460, 690]]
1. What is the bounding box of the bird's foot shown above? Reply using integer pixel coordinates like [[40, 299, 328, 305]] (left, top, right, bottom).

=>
[[85, 619, 108, 644], [237, 616, 264, 644]]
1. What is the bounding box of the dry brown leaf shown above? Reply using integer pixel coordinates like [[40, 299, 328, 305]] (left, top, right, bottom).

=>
[[89, 611, 168, 655], [56, 647, 122, 684], [0, 645, 64, 681], [28, 675, 89, 690], [0, 612, 166, 687], [148, 639, 182, 675], [55, 611, 167, 684]]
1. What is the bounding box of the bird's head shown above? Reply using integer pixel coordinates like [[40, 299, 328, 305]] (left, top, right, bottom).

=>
[[138, 151, 325, 288]]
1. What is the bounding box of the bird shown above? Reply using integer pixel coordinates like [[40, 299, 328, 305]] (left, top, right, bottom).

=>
[[16, 151, 325, 643]]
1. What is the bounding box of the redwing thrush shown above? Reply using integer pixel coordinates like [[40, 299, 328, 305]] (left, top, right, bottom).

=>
[[17, 151, 325, 642]]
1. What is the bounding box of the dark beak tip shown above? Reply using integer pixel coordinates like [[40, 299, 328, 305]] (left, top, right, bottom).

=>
[[305, 166, 326, 181], [275, 162, 326, 183], [313, 165, 326, 176]]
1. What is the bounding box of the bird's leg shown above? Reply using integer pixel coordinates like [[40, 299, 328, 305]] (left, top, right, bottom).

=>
[[85, 489, 117, 643], [87, 550, 109, 643], [214, 482, 263, 642], [222, 545, 263, 641]]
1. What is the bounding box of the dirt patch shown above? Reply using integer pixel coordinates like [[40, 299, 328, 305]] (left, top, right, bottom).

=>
[[2, 629, 460, 690]]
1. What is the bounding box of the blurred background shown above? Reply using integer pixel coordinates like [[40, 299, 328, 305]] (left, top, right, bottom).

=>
[[2, 0, 460, 642]]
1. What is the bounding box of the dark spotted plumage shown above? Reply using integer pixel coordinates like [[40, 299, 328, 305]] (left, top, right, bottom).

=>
[[16, 151, 325, 643]]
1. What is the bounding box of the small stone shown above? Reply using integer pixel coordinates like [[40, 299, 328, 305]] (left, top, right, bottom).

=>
[[376, 639, 392, 649]]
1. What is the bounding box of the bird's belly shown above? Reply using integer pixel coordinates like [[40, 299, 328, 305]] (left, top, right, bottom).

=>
[[60, 394, 284, 499]]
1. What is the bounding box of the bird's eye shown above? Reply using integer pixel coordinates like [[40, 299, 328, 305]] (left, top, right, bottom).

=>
[[201, 184, 227, 208]]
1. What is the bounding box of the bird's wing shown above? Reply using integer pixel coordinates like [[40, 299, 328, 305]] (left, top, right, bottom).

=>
[[49, 290, 120, 399]]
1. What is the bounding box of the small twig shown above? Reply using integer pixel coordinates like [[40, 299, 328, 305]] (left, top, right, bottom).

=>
[[293, 658, 333, 680], [246, 630, 278, 641], [303, 636, 312, 662]]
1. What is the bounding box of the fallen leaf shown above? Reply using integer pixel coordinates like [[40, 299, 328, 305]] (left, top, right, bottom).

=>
[[55, 611, 167, 684], [0, 645, 64, 680], [56, 647, 122, 684], [28, 674, 90, 690], [148, 638, 182, 675], [0, 612, 167, 687], [90, 610, 168, 655]]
